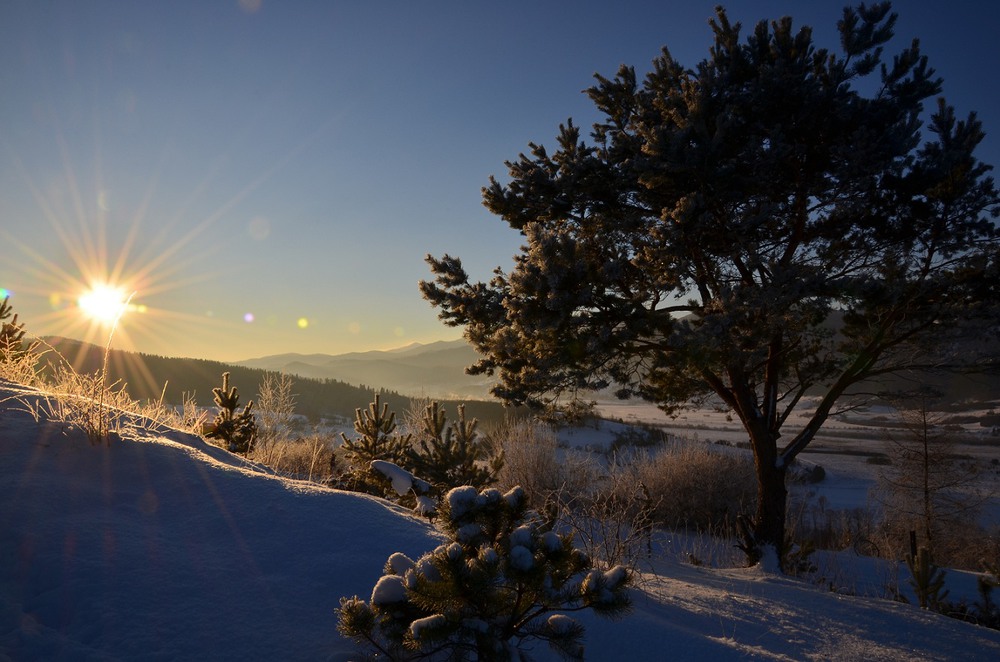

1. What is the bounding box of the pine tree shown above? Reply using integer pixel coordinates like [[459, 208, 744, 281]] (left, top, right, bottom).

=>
[[906, 545, 949, 611], [0, 296, 30, 362], [334, 394, 413, 497], [336, 485, 631, 661], [206, 372, 258, 455], [405, 402, 503, 492], [420, 3, 1000, 568], [340, 393, 412, 468]]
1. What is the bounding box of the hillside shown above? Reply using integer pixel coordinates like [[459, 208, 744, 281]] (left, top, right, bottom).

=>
[[237, 339, 494, 401], [240, 331, 1000, 411], [36, 337, 509, 424], [3, 378, 1000, 660]]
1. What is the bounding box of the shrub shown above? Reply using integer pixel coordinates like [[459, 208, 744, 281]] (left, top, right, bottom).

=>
[[404, 402, 503, 493], [331, 394, 412, 497], [630, 443, 756, 534], [205, 372, 257, 454], [252, 433, 334, 482], [488, 419, 596, 520], [336, 485, 631, 661]]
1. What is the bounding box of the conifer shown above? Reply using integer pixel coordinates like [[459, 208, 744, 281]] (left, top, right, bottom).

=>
[[336, 485, 631, 660], [340, 393, 411, 468], [334, 394, 413, 497], [0, 296, 30, 362], [906, 545, 950, 610], [405, 402, 502, 492], [206, 372, 258, 455]]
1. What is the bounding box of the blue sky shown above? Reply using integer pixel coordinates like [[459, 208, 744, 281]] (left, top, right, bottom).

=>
[[1, 1, 997, 362]]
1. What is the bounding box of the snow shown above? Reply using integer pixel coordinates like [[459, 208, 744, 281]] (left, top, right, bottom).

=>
[[409, 613, 446, 639], [386, 552, 415, 575], [540, 530, 562, 552], [370, 459, 417, 496], [413, 495, 437, 517], [445, 485, 478, 519], [371, 575, 407, 606], [603, 565, 629, 590], [0, 380, 438, 661], [546, 613, 579, 635], [509, 545, 535, 571], [456, 522, 483, 543], [509, 524, 534, 548], [3, 378, 1000, 661], [445, 542, 463, 561]]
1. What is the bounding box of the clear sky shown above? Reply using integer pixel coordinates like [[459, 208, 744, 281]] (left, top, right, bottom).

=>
[[1, 1, 997, 363]]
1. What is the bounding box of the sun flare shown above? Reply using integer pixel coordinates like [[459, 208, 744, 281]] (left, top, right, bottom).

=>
[[78, 284, 132, 326]]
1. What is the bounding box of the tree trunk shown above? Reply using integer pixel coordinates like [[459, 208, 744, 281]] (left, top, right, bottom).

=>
[[741, 426, 788, 570], [753, 458, 788, 570]]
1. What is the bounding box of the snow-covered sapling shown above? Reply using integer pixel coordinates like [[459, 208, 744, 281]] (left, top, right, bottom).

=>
[[336, 485, 632, 661], [333, 394, 413, 497]]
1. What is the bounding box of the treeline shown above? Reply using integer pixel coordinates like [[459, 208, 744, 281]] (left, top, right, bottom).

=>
[[38, 337, 512, 424]]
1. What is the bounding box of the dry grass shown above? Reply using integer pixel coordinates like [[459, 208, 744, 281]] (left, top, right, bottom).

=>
[[0, 336, 199, 444], [488, 418, 598, 516], [249, 433, 334, 482], [627, 443, 757, 534]]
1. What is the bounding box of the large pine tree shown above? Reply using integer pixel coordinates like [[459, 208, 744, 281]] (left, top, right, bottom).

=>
[[421, 4, 1000, 567]]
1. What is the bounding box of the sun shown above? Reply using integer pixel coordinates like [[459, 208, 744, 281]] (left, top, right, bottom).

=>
[[78, 283, 132, 326]]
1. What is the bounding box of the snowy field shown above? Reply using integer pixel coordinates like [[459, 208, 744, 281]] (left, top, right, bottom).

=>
[[3, 379, 1000, 661], [596, 399, 1000, 522]]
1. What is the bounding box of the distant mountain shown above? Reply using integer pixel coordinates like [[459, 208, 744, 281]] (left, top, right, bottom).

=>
[[36, 337, 509, 424], [237, 339, 495, 400]]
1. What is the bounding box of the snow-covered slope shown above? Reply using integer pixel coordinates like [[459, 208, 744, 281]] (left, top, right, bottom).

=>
[[0, 380, 439, 660], [2, 378, 1000, 661]]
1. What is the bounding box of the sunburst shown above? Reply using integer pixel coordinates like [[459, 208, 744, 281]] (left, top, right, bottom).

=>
[[77, 283, 133, 328]]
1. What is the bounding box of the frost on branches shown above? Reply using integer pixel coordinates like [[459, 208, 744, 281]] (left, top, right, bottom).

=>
[[336, 485, 631, 661]]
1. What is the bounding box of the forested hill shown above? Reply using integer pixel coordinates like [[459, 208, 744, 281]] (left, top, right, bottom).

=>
[[36, 337, 510, 424]]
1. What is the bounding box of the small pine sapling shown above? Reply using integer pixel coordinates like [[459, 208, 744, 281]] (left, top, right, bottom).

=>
[[971, 563, 1000, 627], [0, 296, 33, 362], [206, 372, 258, 454], [405, 402, 503, 493], [906, 545, 949, 610], [336, 485, 631, 661], [334, 394, 413, 497]]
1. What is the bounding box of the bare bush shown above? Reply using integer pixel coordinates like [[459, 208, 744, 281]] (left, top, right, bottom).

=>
[[255, 372, 298, 464], [786, 494, 883, 556], [560, 460, 658, 572], [630, 443, 757, 534], [488, 418, 596, 518]]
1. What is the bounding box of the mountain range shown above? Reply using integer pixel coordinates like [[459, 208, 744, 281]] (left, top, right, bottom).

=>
[[237, 338, 496, 401], [37, 336, 509, 424]]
